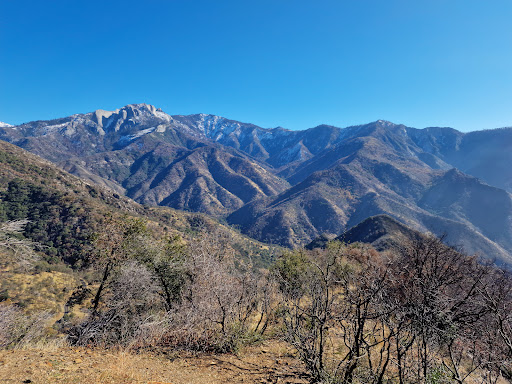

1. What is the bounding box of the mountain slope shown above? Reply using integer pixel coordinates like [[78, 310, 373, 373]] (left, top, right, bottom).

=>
[[0, 139, 276, 268], [407, 126, 512, 193], [226, 121, 512, 264], [306, 214, 422, 252], [0, 104, 290, 217], [1, 104, 511, 265]]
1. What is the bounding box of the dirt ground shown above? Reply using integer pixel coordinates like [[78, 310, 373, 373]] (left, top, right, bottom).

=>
[[0, 341, 308, 384]]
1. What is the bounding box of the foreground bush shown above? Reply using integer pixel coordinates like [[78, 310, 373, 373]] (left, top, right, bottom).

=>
[[274, 237, 512, 384], [68, 261, 163, 347], [69, 227, 273, 353], [0, 304, 53, 348]]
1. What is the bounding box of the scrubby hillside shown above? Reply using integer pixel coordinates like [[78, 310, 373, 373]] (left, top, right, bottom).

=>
[[0, 140, 277, 321]]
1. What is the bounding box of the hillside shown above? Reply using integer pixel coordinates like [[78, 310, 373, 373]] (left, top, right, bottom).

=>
[[1, 104, 511, 265], [0, 139, 273, 264], [0, 140, 278, 318], [0, 104, 289, 217], [306, 214, 423, 252]]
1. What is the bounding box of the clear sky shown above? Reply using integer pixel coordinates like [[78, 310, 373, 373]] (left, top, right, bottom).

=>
[[1, 0, 511, 132]]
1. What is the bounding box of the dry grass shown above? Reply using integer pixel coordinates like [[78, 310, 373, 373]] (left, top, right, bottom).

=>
[[0, 270, 77, 315], [0, 341, 307, 384]]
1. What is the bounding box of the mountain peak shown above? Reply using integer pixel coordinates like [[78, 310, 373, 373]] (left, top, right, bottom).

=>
[[120, 103, 159, 114], [92, 103, 171, 133], [375, 119, 396, 127], [0, 121, 13, 128]]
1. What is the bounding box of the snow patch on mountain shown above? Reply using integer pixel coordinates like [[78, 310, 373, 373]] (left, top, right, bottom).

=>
[[154, 109, 172, 122], [197, 114, 242, 139], [118, 126, 157, 144], [0, 121, 13, 128], [40, 122, 70, 134], [278, 140, 313, 163]]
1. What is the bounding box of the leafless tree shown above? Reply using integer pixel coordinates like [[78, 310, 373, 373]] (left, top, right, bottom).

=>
[[253, 271, 279, 336], [275, 247, 341, 382], [385, 235, 493, 383], [478, 266, 512, 381], [0, 220, 40, 271], [89, 215, 147, 312], [333, 245, 392, 384]]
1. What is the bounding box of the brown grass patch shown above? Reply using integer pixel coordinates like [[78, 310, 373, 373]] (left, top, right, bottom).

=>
[[0, 341, 307, 384]]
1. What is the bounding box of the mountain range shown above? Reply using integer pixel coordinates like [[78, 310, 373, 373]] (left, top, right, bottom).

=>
[[0, 138, 274, 270], [1, 103, 511, 266]]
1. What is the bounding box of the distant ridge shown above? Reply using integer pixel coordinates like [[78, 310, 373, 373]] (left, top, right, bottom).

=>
[[306, 215, 422, 251]]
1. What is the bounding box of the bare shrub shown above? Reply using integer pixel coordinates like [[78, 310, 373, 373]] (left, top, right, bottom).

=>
[[275, 237, 504, 384], [274, 242, 389, 383], [0, 304, 53, 348], [274, 247, 340, 383], [71, 225, 264, 352], [163, 228, 263, 352], [0, 220, 40, 271], [386, 235, 492, 383], [69, 261, 164, 347], [478, 266, 512, 381]]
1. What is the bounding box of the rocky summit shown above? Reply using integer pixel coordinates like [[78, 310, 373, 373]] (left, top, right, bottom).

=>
[[1, 104, 511, 265]]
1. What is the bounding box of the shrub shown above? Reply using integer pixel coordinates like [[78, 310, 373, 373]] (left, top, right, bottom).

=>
[[69, 261, 162, 347], [0, 303, 53, 348]]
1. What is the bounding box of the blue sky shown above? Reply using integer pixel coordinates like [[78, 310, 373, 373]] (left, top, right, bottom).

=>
[[1, 0, 511, 131]]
